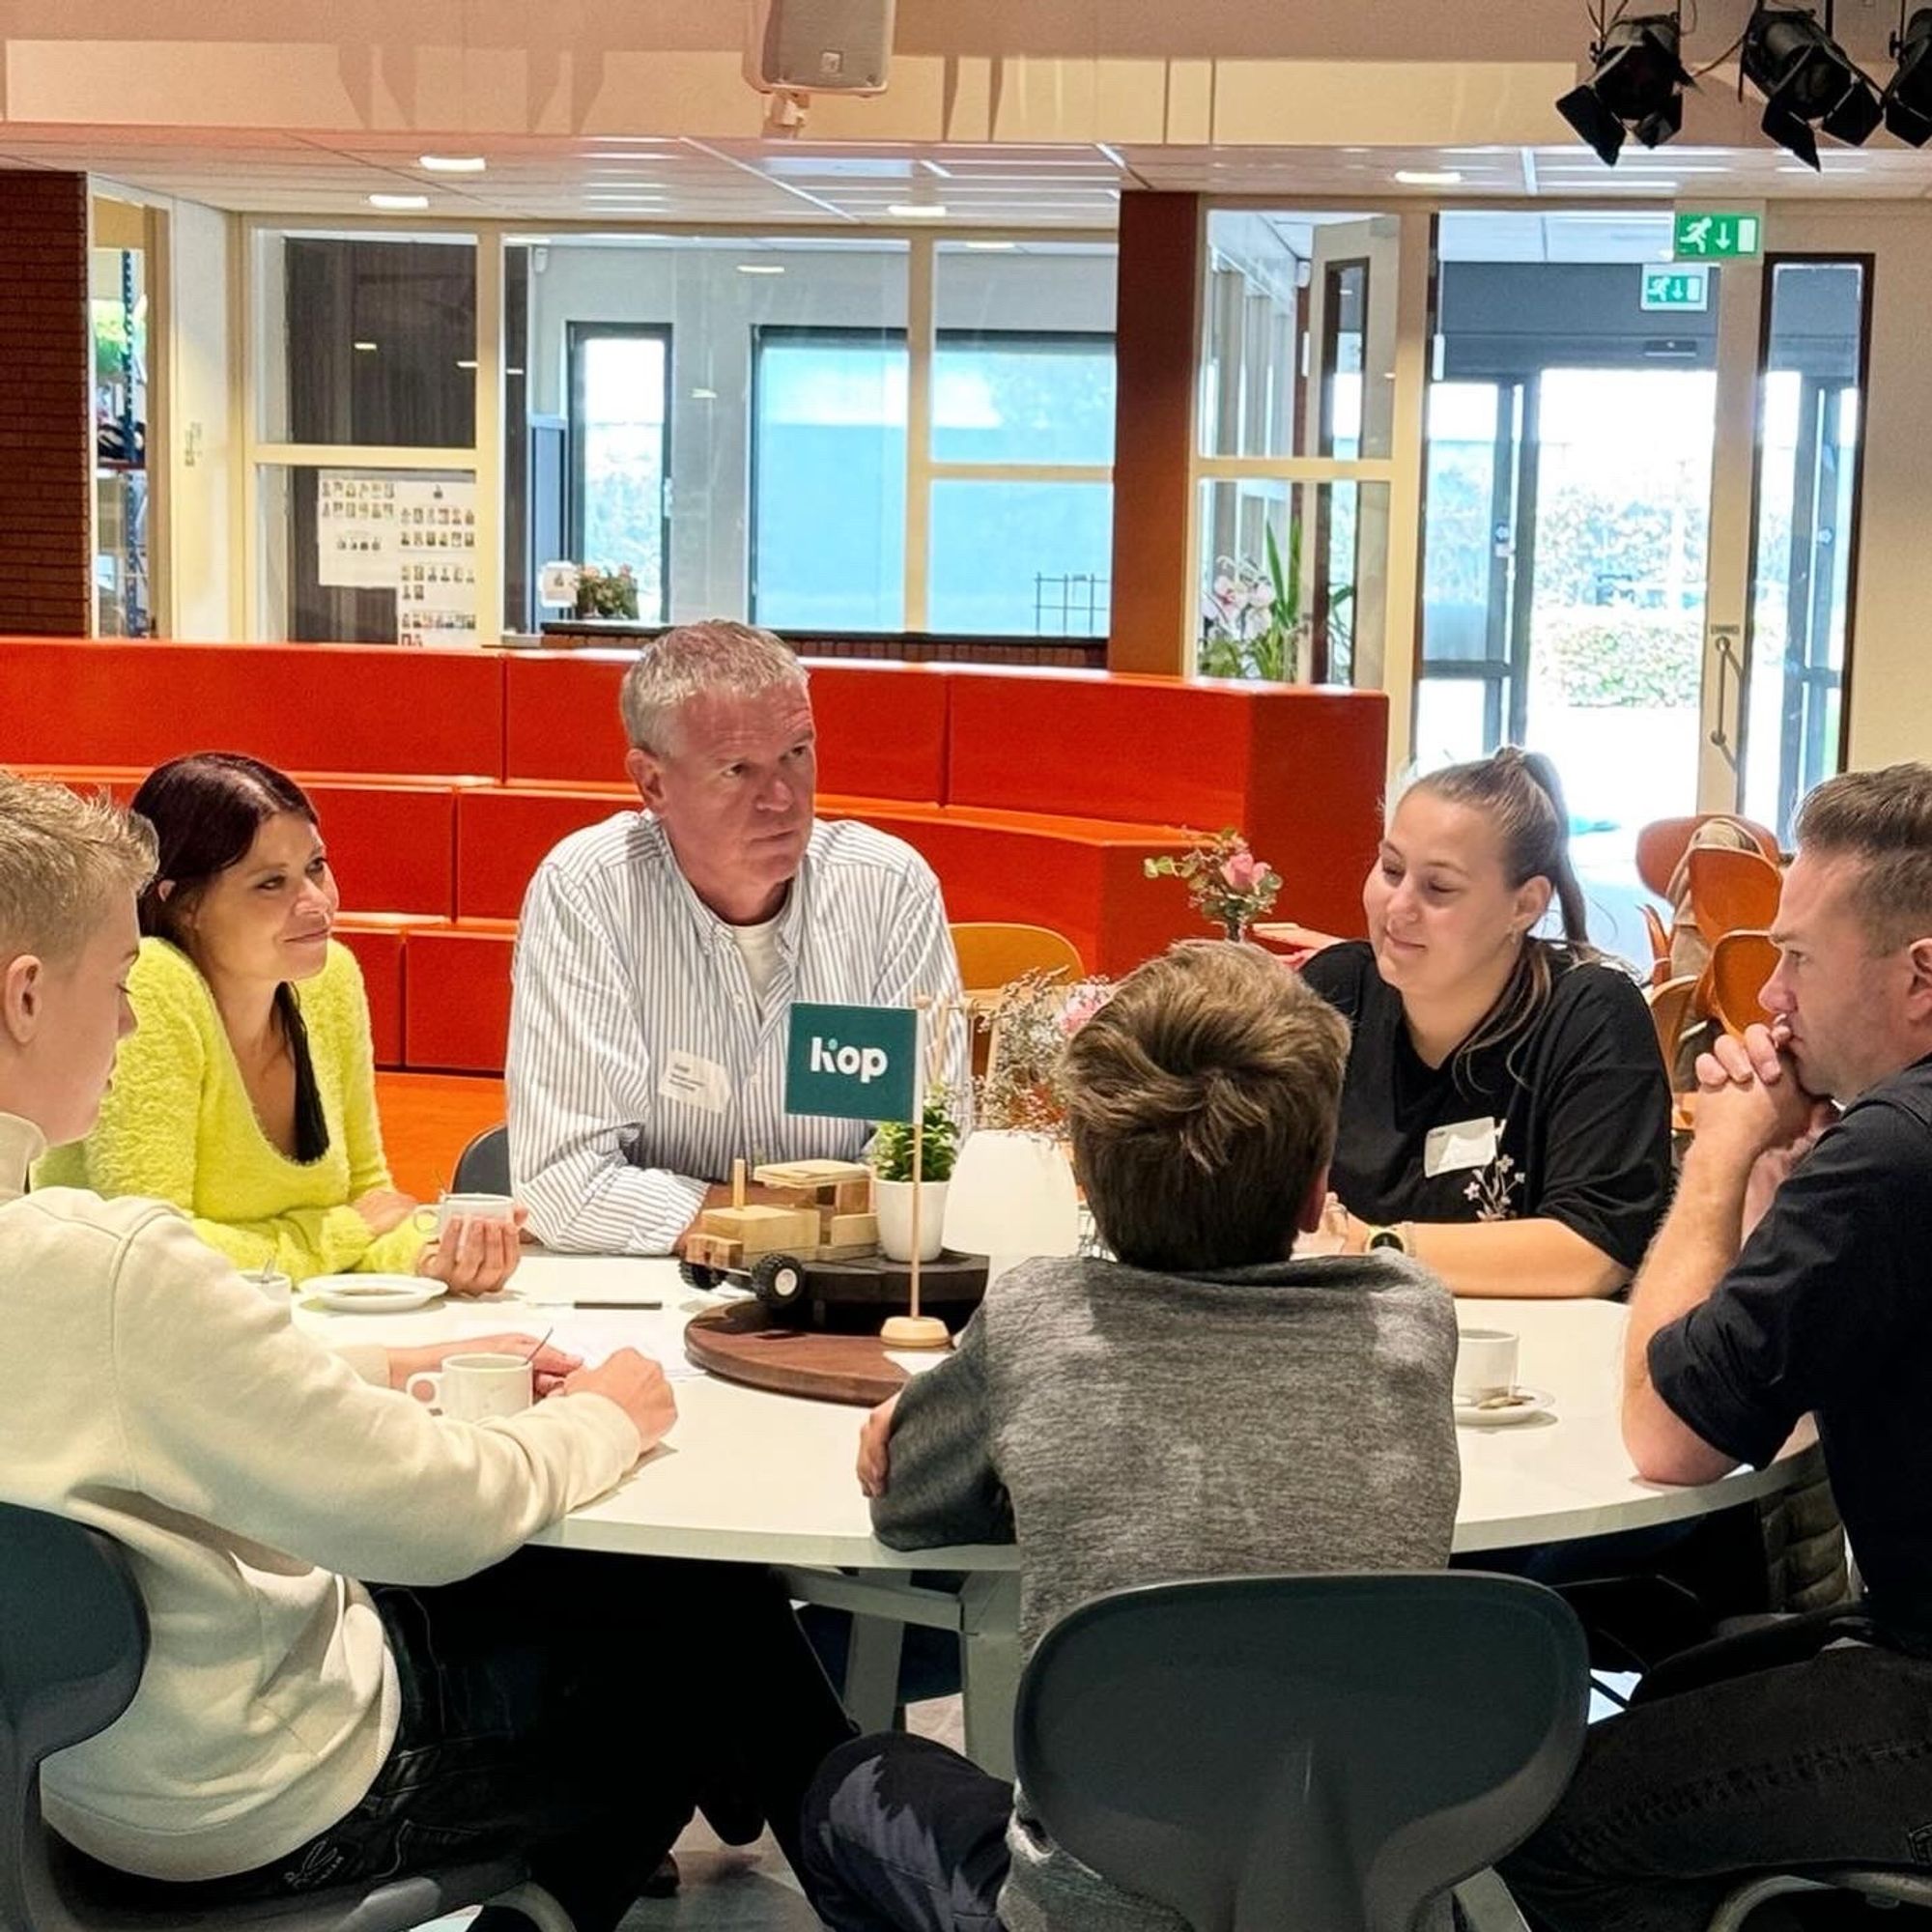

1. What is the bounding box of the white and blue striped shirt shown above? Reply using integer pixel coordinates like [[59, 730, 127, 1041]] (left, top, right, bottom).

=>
[[506, 810, 967, 1254]]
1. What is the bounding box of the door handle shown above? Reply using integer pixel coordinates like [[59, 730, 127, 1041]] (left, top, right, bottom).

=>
[[1707, 626, 1744, 772]]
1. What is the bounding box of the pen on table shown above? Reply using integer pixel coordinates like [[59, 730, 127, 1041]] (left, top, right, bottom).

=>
[[559, 1298, 665, 1310]]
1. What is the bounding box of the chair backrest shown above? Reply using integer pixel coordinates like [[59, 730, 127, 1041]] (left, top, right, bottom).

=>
[[949, 923, 1085, 993], [1641, 903, 1671, 985], [1015, 1572, 1588, 1932], [1635, 814, 1781, 901], [452, 1123, 511, 1196], [1707, 930, 1777, 1038], [1645, 973, 1701, 1083], [1687, 847, 1781, 947], [0, 1503, 149, 1932]]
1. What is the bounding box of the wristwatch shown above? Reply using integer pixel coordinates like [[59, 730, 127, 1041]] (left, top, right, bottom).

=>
[[1364, 1223, 1412, 1256]]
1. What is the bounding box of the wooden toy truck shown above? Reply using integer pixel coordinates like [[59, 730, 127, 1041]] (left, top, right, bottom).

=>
[[678, 1156, 988, 1326]]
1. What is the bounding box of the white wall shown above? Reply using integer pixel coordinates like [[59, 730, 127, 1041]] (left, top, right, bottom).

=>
[[165, 198, 236, 639], [528, 242, 1116, 621]]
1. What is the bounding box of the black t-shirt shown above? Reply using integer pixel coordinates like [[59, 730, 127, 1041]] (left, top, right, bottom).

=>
[[1301, 940, 1672, 1268], [1650, 1055, 1932, 1648]]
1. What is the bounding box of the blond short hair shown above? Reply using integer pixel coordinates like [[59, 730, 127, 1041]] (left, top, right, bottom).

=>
[[619, 620, 810, 754], [0, 770, 156, 962], [1796, 762, 1932, 953], [1062, 941, 1350, 1271]]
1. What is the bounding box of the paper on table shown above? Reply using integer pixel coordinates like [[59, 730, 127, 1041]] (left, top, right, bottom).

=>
[[885, 1350, 952, 1376]]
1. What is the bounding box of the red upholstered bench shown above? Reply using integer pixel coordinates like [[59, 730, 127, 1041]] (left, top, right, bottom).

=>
[[403, 921, 519, 1074], [454, 785, 632, 921], [501, 651, 952, 803], [332, 918, 428, 1070], [943, 668, 1388, 942]]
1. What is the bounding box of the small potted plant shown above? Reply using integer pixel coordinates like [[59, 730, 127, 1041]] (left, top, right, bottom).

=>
[[573, 562, 640, 621], [869, 1086, 959, 1263]]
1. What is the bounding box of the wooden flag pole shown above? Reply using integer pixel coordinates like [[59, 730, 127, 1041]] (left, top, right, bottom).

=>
[[881, 993, 953, 1350]]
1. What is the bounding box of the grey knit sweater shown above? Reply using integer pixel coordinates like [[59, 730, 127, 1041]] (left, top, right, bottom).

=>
[[873, 1249, 1461, 1932]]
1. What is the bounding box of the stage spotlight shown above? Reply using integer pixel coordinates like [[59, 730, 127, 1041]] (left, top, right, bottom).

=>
[[1557, 13, 1692, 165], [1882, 7, 1932, 146], [1742, 7, 1882, 170]]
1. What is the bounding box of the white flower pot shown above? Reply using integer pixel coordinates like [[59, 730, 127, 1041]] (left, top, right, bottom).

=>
[[874, 1179, 949, 1263], [941, 1130, 1083, 1284]]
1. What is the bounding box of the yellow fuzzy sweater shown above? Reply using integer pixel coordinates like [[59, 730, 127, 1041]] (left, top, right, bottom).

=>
[[37, 937, 425, 1282]]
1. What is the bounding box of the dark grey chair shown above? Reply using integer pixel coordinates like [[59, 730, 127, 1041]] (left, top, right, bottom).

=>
[[0, 1500, 571, 1932], [1013, 1571, 1589, 1932], [452, 1122, 511, 1196], [1709, 1867, 1932, 1929]]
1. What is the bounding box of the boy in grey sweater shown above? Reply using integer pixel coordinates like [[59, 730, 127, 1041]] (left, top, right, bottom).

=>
[[799, 941, 1460, 1932]]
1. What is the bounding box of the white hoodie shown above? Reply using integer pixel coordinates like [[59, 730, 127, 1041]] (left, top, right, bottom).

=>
[[0, 1111, 639, 1882]]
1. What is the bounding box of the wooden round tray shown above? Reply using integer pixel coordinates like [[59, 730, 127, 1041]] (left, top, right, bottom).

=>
[[684, 1299, 951, 1406]]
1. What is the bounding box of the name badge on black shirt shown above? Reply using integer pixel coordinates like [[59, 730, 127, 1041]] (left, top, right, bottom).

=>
[[1424, 1117, 1499, 1178]]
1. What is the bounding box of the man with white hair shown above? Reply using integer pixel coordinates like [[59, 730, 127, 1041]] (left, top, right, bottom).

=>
[[508, 621, 967, 1255]]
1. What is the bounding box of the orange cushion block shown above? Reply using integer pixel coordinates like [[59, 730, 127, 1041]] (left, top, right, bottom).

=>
[[456, 785, 631, 921], [501, 650, 950, 802], [0, 639, 504, 781], [403, 922, 519, 1075], [303, 781, 457, 919], [332, 923, 407, 1069]]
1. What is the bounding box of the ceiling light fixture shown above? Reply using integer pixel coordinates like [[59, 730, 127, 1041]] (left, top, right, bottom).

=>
[[1882, 3, 1932, 142], [1392, 169, 1464, 185], [887, 202, 950, 218], [1555, 11, 1694, 165], [419, 155, 486, 173], [736, 263, 786, 274], [353, 340, 379, 352], [368, 192, 430, 210], [1741, 5, 1881, 171]]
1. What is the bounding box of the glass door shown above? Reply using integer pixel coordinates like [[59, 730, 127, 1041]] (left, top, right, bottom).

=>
[[567, 322, 672, 621], [1418, 213, 1721, 965]]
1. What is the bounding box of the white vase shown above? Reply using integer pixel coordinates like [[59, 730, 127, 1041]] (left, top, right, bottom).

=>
[[942, 1130, 1082, 1284], [874, 1179, 949, 1263]]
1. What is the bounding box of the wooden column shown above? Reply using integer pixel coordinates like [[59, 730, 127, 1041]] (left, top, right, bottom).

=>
[[1107, 192, 1203, 676], [0, 172, 91, 636]]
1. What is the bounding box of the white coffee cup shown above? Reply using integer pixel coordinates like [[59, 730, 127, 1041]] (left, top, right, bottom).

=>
[[1455, 1327, 1520, 1405], [248, 1268, 294, 1318], [434, 1192, 518, 1238], [405, 1351, 532, 1421]]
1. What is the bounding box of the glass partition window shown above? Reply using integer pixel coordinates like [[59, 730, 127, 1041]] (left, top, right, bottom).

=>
[[1743, 260, 1868, 843], [753, 328, 907, 630], [93, 212, 153, 638], [256, 234, 476, 448], [1196, 478, 1389, 685], [1198, 212, 1397, 464]]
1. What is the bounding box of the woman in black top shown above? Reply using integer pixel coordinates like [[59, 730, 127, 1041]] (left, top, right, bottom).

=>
[[1301, 747, 1671, 1297]]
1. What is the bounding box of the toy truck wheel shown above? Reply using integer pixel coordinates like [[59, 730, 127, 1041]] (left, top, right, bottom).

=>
[[750, 1253, 808, 1309], [679, 1259, 721, 1292]]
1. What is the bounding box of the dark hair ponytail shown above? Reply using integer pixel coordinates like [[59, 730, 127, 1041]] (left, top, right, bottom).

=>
[[132, 753, 330, 1164], [1407, 746, 1602, 1085]]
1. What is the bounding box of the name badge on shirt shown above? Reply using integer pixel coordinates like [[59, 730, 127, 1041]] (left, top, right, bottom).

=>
[[659, 1050, 732, 1116], [1424, 1117, 1499, 1178]]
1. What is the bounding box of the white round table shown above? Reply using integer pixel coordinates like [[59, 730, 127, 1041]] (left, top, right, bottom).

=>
[[297, 1255, 1822, 1774]]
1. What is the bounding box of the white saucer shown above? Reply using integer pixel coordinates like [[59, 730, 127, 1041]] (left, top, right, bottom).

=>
[[307, 1274, 447, 1314], [1454, 1385, 1554, 1428]]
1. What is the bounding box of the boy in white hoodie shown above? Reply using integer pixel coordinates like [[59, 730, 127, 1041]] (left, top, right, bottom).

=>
[[0, 770, 849, 1930]]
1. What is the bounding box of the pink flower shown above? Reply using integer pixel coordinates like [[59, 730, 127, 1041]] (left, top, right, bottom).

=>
[[1058, 981, 1116, 1036], [1220, 849, 1269, 893]]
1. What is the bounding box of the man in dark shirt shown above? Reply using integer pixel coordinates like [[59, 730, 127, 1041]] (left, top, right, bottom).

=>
[[1502, 762, 1932, 1932]]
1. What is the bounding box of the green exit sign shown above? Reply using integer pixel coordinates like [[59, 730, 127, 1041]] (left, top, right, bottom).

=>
[[1673, 212, 1762, 260], [1640, 267, 1710, 312]]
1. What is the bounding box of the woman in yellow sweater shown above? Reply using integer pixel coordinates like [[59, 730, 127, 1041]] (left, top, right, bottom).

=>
[[40, 753, 520, 1292]]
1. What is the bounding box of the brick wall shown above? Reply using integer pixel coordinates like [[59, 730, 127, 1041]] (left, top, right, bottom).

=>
[[0, 172, 91, 637]]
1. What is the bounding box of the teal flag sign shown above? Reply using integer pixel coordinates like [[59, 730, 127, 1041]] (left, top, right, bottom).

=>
[[785, 1002, 919, 1122]]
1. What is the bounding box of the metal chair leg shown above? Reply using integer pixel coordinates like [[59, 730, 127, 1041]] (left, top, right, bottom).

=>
[[487, 1881, 577, 1932], [1453, 1866, 1534, 1931], [1706, 1872, 1833, 1932]]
